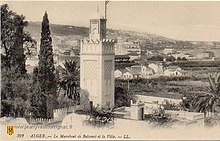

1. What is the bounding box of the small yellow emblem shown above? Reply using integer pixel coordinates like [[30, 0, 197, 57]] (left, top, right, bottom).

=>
[[7, 126, 14, 135]]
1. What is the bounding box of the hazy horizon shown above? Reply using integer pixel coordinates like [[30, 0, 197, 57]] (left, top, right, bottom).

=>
[[3, 1, 220, 42]]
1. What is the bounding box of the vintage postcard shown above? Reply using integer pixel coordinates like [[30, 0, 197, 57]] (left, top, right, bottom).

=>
[[1, 0, 220, 140]]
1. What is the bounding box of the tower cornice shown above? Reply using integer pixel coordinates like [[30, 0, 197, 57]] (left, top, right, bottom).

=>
[[82, 39, 116, 44]]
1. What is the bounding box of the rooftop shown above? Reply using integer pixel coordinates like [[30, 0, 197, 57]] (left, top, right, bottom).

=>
[[128, 52, 139, 56], [166, 66, 180, 70], [115, 55, 130, 58]]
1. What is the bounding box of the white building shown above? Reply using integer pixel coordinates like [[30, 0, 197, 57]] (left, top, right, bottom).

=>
[[163, 48, 175, 54], [115, 39, 141, 60], [80, 12, 116, 109], [122, 71, 133, 80], [115, 37, 128, 55], [131, 65, 154, 77], [164, 66, 184, 76], [141, 67, 154, 77], [114, 70, 123, 78], [148, 63, 164, 74], [119, 65, 154, 79], [197, 51, 215, 59], [128, 52, 140, 61], [164, 69, 183, 76]]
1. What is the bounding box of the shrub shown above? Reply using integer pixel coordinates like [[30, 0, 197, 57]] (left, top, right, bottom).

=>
[[162, 100, 180, 111], [205, 116, 220, 127], [145, 107, 177, 127], [84, 107, 115, 127]]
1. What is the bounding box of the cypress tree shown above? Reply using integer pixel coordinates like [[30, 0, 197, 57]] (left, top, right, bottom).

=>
[[38, 12, 57, 118], [30, 67, 41, 117]]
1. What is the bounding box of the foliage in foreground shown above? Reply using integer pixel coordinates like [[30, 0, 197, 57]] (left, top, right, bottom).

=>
[[145, 108, 177, 127], [115, 86, 132, 107], [84, 107, 115, 127], [1, 77, 32, 117], [192, 73, 220, 115], [205, 116, 220, 127], [1, 4, 35, 117], [58, 60, 80, 103]]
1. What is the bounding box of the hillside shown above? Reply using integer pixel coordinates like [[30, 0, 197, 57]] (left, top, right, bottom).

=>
[[26, 22, 220, 49], [26, 22, 175, 44], [27, 22, 168, 39], [26, 22, 88, 40]]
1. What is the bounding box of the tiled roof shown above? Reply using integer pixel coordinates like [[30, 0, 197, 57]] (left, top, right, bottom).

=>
[[115, 55, 130, 58], [128, 52, 139, 56], [115, 69, 128, 74], [130, 70, 141, 75], [145, 67, 154, 72], [166, 66, 180, 70]]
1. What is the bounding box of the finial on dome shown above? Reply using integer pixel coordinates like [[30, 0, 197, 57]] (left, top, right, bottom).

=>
[[92, 12, 104, 19], [97, 5, 99, 13], [92, 5, 104, 19]]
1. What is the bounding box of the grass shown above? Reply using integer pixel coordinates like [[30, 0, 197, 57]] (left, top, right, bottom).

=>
[[116, 75, 208, 99]]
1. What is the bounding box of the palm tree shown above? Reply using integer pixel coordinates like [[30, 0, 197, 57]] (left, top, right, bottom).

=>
[[193, 72, 220, 116], [58, 60, 80, 103]]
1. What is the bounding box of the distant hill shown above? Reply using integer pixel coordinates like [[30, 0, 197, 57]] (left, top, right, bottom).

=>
[[26, 22, 174, 42], [26, 22, 88, 40], [26, 22, 220, 49]]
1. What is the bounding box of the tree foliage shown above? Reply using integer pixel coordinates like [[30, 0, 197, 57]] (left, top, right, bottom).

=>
[[1, 4, 35, 117], [1, 4, 35, 77], [1, 75, 32, 117], [35, 12, 57, 118], [115, 86, 132, 107], [29, 67, 43, 118], [192, 73, 220, 115], [58, 60, 80, 103], [145, 107, 177, 127], [147, 55, 164, 61], [85, 107, 115, 127]]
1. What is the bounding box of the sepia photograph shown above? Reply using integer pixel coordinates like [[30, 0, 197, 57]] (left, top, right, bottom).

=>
[[1, 0, 220, 140]]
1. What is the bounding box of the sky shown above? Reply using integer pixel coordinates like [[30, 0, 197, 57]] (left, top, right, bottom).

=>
[[2, 1, 220, 41]]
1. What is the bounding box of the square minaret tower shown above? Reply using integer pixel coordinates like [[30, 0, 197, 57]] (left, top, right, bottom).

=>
[[80, 13, 116, 109]]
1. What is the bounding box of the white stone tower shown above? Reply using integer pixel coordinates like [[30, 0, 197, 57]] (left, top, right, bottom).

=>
[[80, 12, 116, 109]]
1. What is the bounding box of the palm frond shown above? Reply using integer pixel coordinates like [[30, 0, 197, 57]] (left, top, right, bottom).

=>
[[191, 73, 220, 115], [58, 60, 80, 101]]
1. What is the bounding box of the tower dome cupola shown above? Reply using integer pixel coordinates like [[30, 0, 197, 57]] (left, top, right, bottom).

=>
[[89, 10, 107, 41]]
